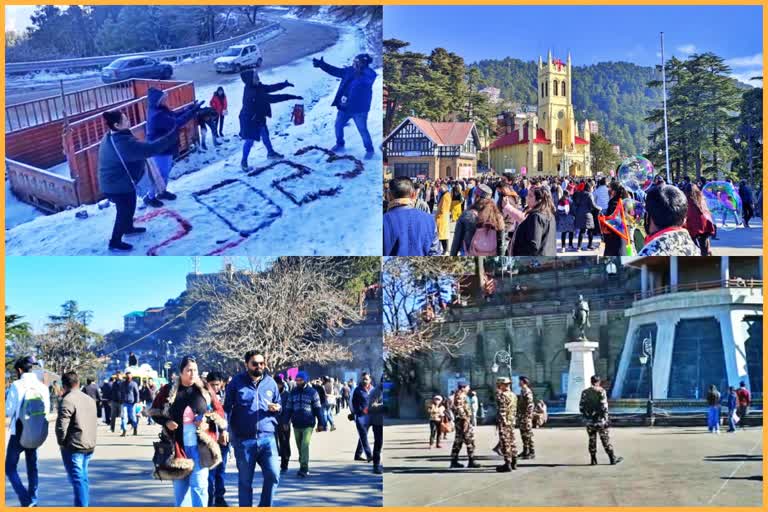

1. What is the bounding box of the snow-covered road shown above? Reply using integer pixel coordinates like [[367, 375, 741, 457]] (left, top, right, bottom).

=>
[[6, 26, 383, 256]]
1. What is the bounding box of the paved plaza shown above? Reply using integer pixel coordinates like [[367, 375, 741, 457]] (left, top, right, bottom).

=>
[[384, 421, 763, 507], [5, 413, 381, 507]]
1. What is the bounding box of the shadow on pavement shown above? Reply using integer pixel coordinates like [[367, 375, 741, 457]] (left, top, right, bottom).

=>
[[721, 475, 762, 482], [704, 454, 763, 462]]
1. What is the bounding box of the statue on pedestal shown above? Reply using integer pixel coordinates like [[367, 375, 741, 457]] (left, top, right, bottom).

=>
[[572, 295, 591, 340]]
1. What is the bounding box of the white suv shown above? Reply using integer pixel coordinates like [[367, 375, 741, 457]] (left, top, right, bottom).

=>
[[214, 44, 263, 73]]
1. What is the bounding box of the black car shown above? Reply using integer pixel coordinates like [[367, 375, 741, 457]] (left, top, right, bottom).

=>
[[101, 55, 173, 83]]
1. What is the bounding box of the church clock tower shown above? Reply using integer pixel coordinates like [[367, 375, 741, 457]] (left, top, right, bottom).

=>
[[537, 51, 576, 150]]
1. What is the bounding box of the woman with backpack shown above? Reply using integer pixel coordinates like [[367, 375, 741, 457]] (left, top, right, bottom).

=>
[[450, 185, 504, 256], [510, 186, 557, 256], [556, 190, 576, 253], [97, 110, 178, 252]]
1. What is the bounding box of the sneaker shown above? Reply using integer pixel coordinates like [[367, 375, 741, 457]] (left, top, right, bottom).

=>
[[158, 191, 177, 201], [241, 161, 249, 171], [125, 226, 147, 236], [354, 455, 367, 462], [143, 197, 164, 208], [267, 151, 284, 159], [109, 240, 133, 252]]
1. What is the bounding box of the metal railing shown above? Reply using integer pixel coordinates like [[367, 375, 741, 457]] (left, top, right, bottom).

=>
[[635, 278, 763, 301], [6, 21, 281, 74]]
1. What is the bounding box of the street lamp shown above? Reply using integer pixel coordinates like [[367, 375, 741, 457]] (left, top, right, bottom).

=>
[[639, 337, 654, 422]]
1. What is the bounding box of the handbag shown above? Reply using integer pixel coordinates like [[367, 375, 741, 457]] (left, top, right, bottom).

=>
[[152, 432, 192, 481], [440, 416, 454, 434]]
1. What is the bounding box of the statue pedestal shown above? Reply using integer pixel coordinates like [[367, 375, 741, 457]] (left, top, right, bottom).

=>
[[564, 340, 599, 413]]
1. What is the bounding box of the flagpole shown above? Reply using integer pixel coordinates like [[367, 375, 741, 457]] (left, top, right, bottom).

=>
[[660, 32, 671, 183]]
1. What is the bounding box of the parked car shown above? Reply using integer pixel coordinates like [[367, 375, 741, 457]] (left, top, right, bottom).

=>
[[101, 56, 173, 83], [214, 44, 263, 73]]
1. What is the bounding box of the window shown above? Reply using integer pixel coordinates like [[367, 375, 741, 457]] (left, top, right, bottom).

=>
[[541, 82, 545, 97], [545, 82, 549, 97], [553, 79, 559, 96], [561, 81, 566, 96], [537, 150, 543, 173], [393, 162, 429, 178], [446, 166, 452, 177], [241, 47, 249, 55], [668, 318, 726, 399], [555, 129, 563, 150]]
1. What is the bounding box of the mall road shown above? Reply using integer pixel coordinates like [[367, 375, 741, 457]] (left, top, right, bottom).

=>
[[5, 411, 381, 507], [384, 421, 762, 507]]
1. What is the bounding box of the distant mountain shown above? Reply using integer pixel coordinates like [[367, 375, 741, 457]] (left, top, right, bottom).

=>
[[472, 58, 666, 155]]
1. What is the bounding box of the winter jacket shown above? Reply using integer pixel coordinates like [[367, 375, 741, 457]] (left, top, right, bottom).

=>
[[5, 372, 51, 436], [352, 384, 384, 426], [239, 69, 301, 139], [83, 382, 102, 403], [283, 385, 326, 429], [737, 387, 751, 407], [56, 388, 97, 453], [727, 392, 737, 412], [149, 380, 227, 480], [602, 195, 627, 256], [109, 381, 122, 402], [707, 390, 721, 407], [383, 205, 440, 256], [317, 60, 376, 114], [210, 94, 228, 115], [593, 185, 610, 211], [427, 403, 446, 422], [511, 211, 556, 256], [100, 382, 112, 403], [739, 185, 754, 205], [97, 129, 176, 195], [573, 191, 598, 230], [120, 379, 140, 404], [435, 192, 452, 240], [686, 201, 715, 238], [224, 371, 281, 438], [146, 87, 199, 157], [638, 227, 699, 256]]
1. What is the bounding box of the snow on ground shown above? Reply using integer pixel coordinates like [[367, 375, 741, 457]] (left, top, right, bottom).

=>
[[6, 26, 383, 256], [5, 180, 46, 229], [6, 69, 101, 86]]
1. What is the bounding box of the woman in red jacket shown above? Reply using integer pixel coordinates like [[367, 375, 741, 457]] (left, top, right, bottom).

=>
[[210, 87, 228, 136], [685, 184, 715, 256]]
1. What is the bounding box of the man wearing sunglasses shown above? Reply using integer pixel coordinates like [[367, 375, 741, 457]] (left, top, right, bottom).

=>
[[224, 351, 282, 507]]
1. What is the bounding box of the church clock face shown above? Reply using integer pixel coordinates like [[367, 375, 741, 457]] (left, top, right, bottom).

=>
[[558, 110, 565, 120]]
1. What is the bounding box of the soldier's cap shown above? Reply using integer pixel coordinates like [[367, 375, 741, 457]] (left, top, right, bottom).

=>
[[496, 377, 511, 385]]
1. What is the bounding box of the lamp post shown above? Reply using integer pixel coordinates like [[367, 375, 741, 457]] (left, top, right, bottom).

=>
[[639, 337, 654, 422], [490, 344, 513, 382]]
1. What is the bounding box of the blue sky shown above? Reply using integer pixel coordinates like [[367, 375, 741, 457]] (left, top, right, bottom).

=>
[[6, 257, 256, 334], [385, 5, 763, 85]]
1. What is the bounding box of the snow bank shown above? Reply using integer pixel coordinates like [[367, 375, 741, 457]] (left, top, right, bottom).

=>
[[5, 180, 45, 229], [6, 27, 383, 256]]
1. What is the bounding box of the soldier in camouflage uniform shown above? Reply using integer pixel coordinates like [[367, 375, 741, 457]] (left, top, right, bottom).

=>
[[579, 375, 623, 466], [449, 382, 480, 469], [517, 376, 535, 459], [495, 377, 517, 472]]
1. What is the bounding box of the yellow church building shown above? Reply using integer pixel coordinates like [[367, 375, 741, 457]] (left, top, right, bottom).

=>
[[490, 52, 592, 177]]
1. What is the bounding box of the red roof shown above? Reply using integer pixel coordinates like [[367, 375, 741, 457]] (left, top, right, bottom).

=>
[[409, 117, 475, 146], [575, 136, 589, 145], [490, 126, 551, 149]]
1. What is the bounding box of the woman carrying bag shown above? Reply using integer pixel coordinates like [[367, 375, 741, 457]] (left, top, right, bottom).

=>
[[149, 356, 227, 507], [97, 110, 177, 252]]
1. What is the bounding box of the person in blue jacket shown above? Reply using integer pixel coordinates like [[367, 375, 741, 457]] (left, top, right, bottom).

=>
[[282, 371, 326, 477], [144, 88, 203, 207], [726, 386, 738, 432], [239, 68, 303, 170], [224, 351, 281, 507], [313, 53, 376, 159], [352, 372, 384, 474]]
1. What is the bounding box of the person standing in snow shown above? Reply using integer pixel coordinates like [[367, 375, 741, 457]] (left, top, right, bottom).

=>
[[239, 69, 303, 170], [97, 110, 177, 252], [144, 88, 203, 208], [210, 87, 228, 136], [313, 53, 376, 160], [196, 107, 222, 151]]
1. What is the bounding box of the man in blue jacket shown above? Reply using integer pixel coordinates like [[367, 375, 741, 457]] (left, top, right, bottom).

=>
[[224, 351, 282, 507], [144, 88, 203, 207], [313, 53, 376, 159], [352, 372, 384, 474], [283, 371, 326, 477], [383, 177, 441, 256], [119, 372, 140, 437]]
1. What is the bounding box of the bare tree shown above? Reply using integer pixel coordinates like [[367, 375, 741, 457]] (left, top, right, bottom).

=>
[[382, 258, 470, 359], [187, 258, 364, 371]]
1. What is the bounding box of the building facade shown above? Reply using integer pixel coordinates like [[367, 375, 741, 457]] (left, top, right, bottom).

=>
[[612, 256, 763, 400], [489, 52, 592, 177], [383, 117, 480, 180]]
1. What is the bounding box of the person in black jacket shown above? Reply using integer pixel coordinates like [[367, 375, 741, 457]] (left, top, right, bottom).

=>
[[313, 53, 376, 159], [239, 68, 303, 170], [98, 110, 177, 252], [573, 183, 599, 251], [511, 186, 556, 256], [602, 182, 629, 257]]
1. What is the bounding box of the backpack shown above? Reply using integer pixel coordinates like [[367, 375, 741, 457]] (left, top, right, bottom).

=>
[[467, 221, 498, 256], [17, 385, 49, 449]]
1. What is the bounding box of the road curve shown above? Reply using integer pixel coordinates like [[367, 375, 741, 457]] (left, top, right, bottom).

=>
[[5, 16, 339, 105]]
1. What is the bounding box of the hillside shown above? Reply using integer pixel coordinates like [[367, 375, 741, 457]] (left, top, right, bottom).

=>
[[471, 57, 663, 155]]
